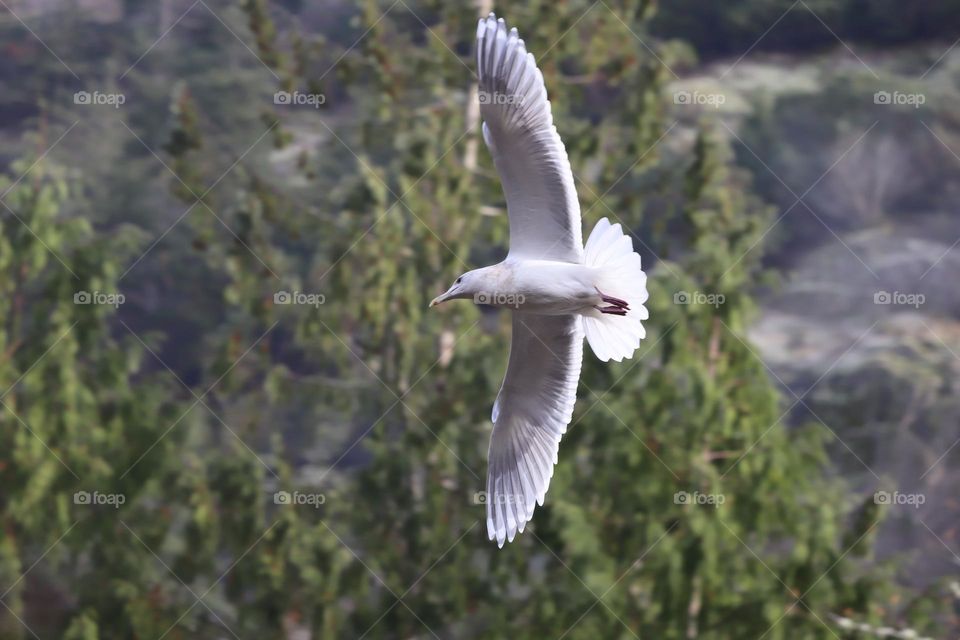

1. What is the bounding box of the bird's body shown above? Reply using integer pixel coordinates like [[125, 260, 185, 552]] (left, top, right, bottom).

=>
[[430, 13, 650, 547], [470, 259, 601, 315]]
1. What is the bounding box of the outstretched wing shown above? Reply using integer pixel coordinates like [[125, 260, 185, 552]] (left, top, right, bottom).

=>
[[476, 13, 583, 263], [487, 313, 584, 547]]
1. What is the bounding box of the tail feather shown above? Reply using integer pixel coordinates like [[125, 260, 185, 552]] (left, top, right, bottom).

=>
[[582, 217, 649, 362]]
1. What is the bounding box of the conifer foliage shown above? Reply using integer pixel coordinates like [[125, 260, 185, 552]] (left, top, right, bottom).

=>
[[0, 1, 949, 638]]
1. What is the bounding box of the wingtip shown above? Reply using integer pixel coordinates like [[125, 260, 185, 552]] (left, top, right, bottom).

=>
[[488, 515, 508, 549], [479, 13, 497, 38]]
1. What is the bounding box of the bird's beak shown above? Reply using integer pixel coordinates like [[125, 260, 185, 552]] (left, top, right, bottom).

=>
[[430, 284, 459, 307]]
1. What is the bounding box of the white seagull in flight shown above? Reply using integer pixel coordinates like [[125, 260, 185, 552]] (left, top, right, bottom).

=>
[[430, 13, 649, 547]]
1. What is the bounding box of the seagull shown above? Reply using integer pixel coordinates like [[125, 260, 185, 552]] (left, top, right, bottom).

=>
[[429, 13, 649, 547]]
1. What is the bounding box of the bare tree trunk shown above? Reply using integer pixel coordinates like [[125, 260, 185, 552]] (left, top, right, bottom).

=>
[[159, 0, 175, 36], [463, 0, 494, 170], [686, 574, 702, 638]]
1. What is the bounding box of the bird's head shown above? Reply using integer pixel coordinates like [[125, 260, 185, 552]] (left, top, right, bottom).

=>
[[430, 269, 484, 307]]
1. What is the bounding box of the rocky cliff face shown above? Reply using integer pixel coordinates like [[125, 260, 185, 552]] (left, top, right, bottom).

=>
[[749, 203, 960, 586], [675, 45, 960, 587], [15, 0, 123, 22]]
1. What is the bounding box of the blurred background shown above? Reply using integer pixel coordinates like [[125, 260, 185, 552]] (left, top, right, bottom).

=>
[[1, 0, 959, 638]]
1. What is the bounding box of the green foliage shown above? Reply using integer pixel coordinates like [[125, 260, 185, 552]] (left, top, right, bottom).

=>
[[0, 1, 953, 638]]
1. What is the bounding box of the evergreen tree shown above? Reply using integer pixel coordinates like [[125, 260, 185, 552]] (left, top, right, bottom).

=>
[[0, 1, 952, 638]]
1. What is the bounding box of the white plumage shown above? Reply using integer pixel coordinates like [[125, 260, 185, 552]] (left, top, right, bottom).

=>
[[429, 13, 650, 547], [476, 13, 583, 263]]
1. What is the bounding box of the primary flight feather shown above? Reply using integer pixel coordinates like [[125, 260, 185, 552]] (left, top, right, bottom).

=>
[[430, 13, 649, 547]]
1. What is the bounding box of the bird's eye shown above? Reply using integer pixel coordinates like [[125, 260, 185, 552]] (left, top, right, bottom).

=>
[[455, 277, 463, 284]]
